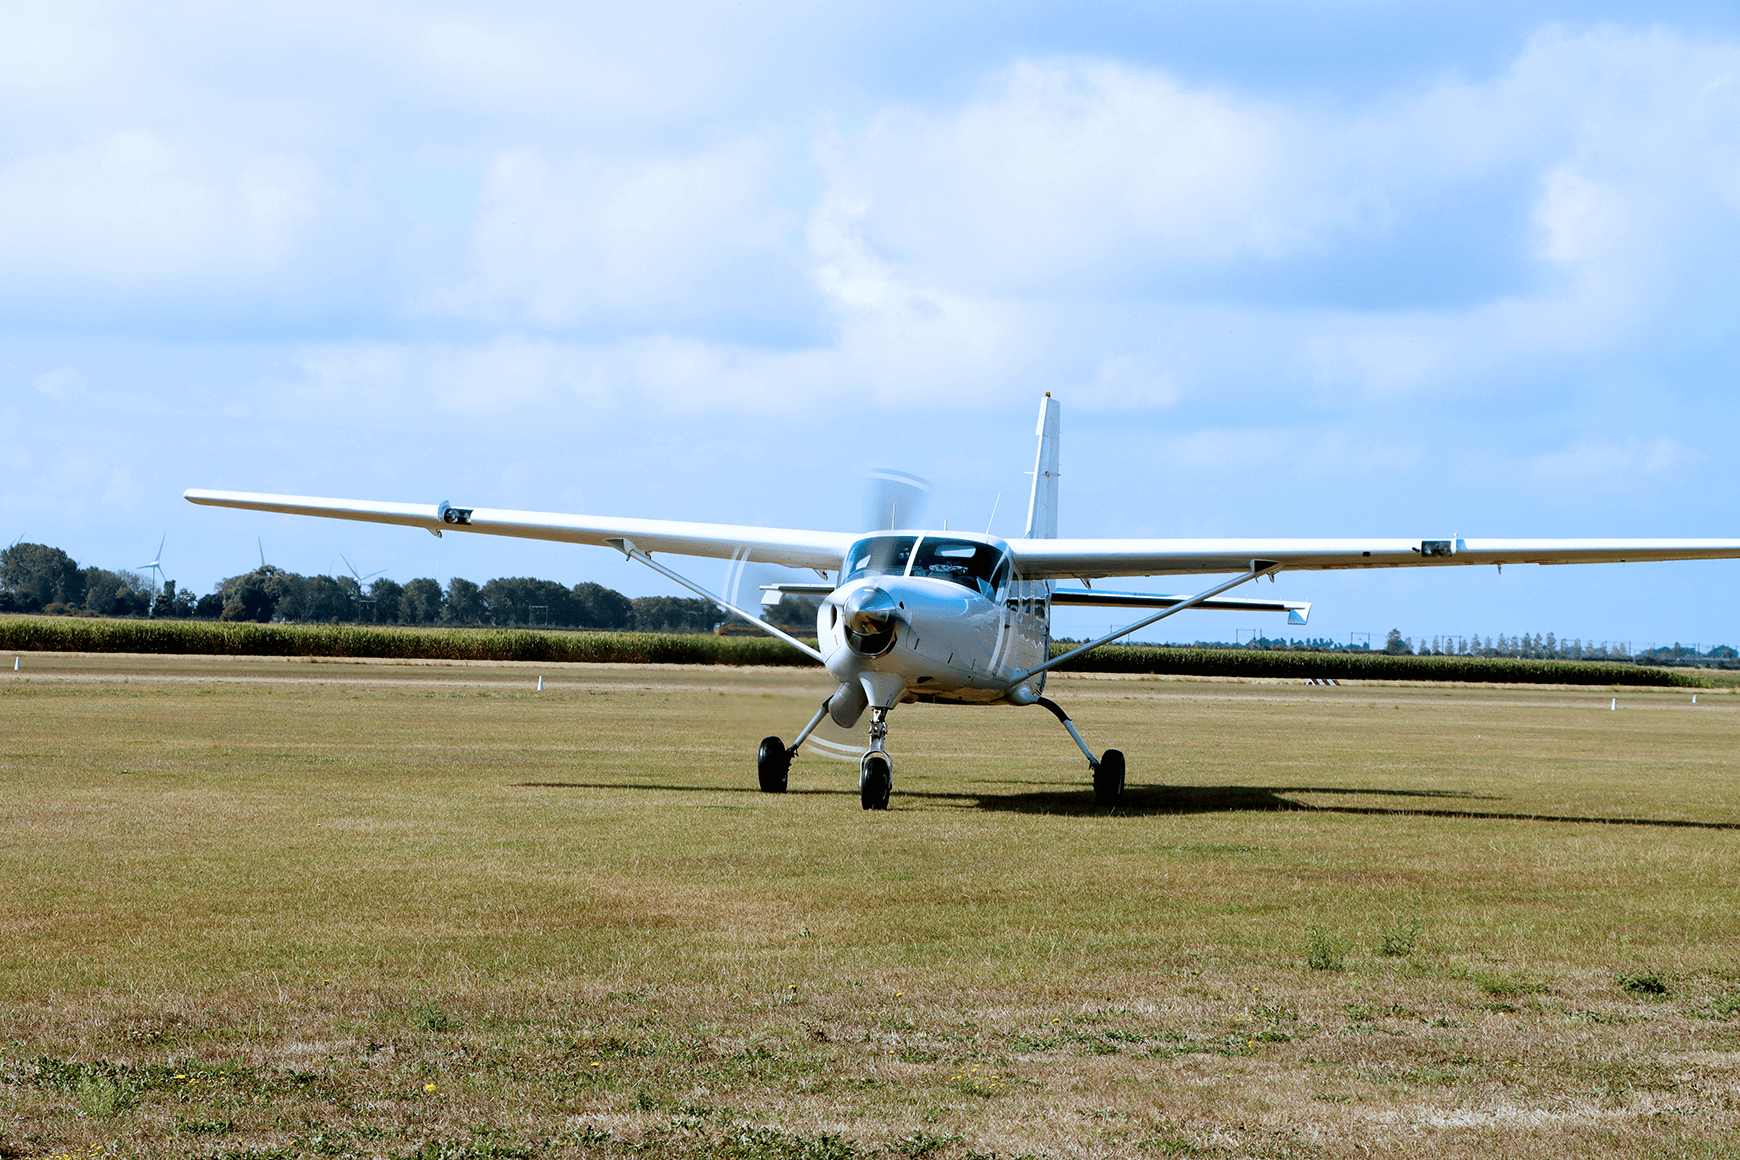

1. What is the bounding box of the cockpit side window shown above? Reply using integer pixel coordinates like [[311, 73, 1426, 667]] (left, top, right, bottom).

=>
[[909, 539, 1009, 598], [843, 536, 918, 582]]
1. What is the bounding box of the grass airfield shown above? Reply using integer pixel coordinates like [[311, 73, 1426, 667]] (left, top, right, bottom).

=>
[[2, 655, 1739, 1159]]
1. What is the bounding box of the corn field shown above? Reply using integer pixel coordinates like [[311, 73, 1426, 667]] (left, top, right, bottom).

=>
[[0, 615, 1705, 685]]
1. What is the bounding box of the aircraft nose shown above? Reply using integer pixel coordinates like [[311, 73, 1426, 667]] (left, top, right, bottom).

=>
[[843, 585, 899, 635]]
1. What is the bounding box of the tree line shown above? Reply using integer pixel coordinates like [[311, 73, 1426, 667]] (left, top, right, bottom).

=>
[[14, 541, 1719, 659], [1167, 628, 1735, 666], [0, 542, 818, 634]]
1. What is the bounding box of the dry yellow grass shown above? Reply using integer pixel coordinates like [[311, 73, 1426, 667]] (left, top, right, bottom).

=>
[[1, 653, 1738, 1158]]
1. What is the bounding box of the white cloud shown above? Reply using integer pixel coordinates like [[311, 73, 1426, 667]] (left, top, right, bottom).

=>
[[0, 132, 323, 292], [1524, 436, 1703, 492], [1074, 353, 1180, 411], [430, 143, 805, 329], [33, 367, 84, 399], [102, 468, 136, 507], [805, 31, 1740, 409], [813, 61, 1324, 298]]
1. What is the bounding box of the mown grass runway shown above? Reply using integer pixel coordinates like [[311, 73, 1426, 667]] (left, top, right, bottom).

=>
[[2, 655, 1738, 1158]]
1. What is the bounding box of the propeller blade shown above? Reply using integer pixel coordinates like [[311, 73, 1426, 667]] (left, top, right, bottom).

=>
[[865, 468, 932, 532]]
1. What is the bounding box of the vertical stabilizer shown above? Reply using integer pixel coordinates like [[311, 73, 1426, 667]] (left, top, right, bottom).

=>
[[1024, 393, 1060, 539]]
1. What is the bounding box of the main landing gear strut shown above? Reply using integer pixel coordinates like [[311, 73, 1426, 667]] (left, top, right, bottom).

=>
[[1036, 697, 1124, 806], [757, 697, 830, 795]]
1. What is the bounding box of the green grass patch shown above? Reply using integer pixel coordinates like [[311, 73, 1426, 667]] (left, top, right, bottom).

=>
[[1619, 969, 1672, 997], [5, 658, 1740, 1158], [1306, 926, 1346, 971]]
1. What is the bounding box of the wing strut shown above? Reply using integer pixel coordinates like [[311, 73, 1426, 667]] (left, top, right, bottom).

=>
[[1007, 560, 1282, 689], [606, 538, 826, 664]]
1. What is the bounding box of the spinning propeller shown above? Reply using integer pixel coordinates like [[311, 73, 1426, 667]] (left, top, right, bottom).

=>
[[726, 467, 932, 762]]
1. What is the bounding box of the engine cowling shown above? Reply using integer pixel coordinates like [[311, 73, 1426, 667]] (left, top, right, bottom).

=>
[[842, 585, 900, 656]]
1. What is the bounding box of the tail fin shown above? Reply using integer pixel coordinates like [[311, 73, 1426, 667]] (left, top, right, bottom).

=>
[[1023, 393, 1060, 539]]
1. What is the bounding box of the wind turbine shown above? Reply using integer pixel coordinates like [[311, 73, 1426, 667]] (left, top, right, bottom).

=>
[[138, 533, 167, 617], [342, 554, 387, 622], [341, 554, 386, 586]]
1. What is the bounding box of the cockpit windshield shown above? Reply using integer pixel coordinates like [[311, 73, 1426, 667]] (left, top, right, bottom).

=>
[[843, 536, 918, 581], [910, 538, 1009, 598], [842, 535, 1011, 599]]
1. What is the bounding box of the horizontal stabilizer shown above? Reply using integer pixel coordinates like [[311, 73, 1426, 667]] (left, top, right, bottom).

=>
[[1052, 588, 1309, 622], [759, 582, 837, 606]]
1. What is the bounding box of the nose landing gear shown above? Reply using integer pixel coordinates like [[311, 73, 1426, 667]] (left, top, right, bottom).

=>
[[860, 750, 892, 810], [859, 705, 893, 810], [759, 701, 896, 808]]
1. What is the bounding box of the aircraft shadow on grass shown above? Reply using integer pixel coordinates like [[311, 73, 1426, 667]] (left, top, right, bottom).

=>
[[515, 780, 1740, 831]]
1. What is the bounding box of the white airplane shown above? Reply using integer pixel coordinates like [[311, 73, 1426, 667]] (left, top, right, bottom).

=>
[[186, 395, 1740, 810]]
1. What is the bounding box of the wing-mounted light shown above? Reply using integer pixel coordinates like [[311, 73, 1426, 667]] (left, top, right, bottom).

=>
[[437, 501, 473, 526]]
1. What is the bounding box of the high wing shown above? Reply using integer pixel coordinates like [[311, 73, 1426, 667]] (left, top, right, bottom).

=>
[[183, 489, 854, 572], [186, 491, 1740, 582], [1006, 537, 1740, 579]]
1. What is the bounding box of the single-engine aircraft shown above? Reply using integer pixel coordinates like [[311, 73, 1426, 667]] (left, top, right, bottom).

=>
[[187, 395, 1740, 810]]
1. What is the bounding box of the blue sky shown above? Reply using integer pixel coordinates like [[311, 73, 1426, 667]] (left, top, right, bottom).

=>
[[6, 1, 1740, 648]]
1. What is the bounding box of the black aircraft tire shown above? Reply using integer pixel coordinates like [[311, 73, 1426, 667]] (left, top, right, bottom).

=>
[[757, 736, 790, 794], [860, 752, 892, 811], [1093, 749, 1126, 806]]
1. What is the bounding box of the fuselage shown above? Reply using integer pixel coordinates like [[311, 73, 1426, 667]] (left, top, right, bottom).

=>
[[816, 532, 1052, 714]]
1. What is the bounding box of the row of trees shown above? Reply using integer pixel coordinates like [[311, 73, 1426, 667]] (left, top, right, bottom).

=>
[[0, 543, 176, 618], [1383, 629, 1735, 661], [1068, 629, 1738, 665], [0, 542, 819, 634]]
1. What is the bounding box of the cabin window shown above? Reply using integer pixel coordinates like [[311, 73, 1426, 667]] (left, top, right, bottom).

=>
[[908, 539, 1009, 598], [843, 536, 918, 581]]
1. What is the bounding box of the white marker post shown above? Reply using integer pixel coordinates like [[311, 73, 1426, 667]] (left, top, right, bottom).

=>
[[1611, 697, 1617, 711], [537, 675, 544, 692]]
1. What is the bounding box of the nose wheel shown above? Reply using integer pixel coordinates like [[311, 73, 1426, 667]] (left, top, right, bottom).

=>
[[859, 705, 893, 810], [860, 751, 892, 810]]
